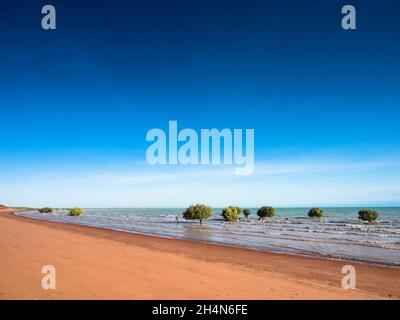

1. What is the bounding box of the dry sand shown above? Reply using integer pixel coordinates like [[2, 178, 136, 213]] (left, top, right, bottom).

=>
[[0, 209, 399, 300]]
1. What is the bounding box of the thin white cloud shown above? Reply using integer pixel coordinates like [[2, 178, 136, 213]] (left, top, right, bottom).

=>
[[1, 154, 400, 207]]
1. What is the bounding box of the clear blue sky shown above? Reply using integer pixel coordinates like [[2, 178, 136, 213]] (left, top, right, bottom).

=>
[[1, 0, 399, 207]]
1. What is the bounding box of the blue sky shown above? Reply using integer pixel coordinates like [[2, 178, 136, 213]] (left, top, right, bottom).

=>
[[0, 0, 400, 207]]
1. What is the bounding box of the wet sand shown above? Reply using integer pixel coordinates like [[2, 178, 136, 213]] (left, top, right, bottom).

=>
[[0, 209, 399, 299]]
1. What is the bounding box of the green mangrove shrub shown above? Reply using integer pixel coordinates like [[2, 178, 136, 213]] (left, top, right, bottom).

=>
[[358, 209, 379, 223], [38, 207, 53, 213], [308, 207, 323, 218], [183, 204, 213, 224], [68, 207, 84, 216], [221, 206, 242, 221], [243, 209, 251, 218], [257, 206, 275, 220]]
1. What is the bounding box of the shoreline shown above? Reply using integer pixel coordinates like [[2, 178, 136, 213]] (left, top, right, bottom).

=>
[[14, 210, 400, 269], [1, 209, 399, 299]]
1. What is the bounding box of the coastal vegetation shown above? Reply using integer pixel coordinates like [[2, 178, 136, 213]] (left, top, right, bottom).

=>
[[183, 204, 213, 224], [257, 206, 275, 220], [8, 204, 384, 227], [68, 207, 84, 216], [308, 207, 323, 218], [221, 206, 242, 221], [38, 207, 53, 213], [358, 209, 379, 223], [243, 209, 251, 219]]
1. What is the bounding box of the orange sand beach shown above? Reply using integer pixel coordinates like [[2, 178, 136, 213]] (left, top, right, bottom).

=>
[[0, 208, 399, 300]]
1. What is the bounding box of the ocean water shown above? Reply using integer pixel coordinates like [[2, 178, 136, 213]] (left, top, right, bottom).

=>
[[17, 207, 400, 266]]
